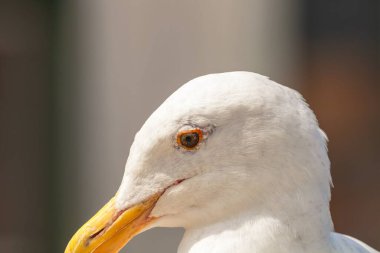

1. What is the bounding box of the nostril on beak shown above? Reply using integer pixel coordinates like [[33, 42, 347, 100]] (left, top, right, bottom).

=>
[[86, 227, 106, 246]]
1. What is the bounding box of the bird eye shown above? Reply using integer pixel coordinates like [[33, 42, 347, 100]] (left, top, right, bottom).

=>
[[177, 129, 203, 150]]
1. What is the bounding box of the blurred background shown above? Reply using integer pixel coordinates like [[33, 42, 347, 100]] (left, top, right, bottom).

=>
[[0, 0, 379, 252]]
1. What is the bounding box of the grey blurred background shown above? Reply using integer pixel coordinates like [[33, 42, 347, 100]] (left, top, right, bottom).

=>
[[0, 0, 379, 252]]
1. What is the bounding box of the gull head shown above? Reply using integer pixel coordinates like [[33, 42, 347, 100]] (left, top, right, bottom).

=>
[[65, 72, 332, 253]]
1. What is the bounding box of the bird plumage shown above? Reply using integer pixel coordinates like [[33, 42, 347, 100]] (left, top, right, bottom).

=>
[[66, 72, 379, 253], [117, 72, 378, 253]]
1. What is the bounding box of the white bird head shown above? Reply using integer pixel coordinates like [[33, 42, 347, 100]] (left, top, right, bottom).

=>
[[65, 72, 332, 253]]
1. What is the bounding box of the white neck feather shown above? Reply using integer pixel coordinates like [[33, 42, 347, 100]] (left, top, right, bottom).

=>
[[178, 179, 334, 253]]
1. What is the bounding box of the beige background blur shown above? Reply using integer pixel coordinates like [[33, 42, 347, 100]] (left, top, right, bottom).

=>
[[0, 1, 379, 253]]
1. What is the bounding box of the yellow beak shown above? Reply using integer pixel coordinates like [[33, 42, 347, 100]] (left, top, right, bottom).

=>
[[65, 193, 161, 253]]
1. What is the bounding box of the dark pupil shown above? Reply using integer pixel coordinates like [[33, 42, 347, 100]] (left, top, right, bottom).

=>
[[181, 132, 199, 148]]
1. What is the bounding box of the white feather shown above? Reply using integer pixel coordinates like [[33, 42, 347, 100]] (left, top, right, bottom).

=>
[[115, 72, 378, 253]]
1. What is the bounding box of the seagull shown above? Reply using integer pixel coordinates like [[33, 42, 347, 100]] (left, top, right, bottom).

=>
[[65, 72, 379, 253]]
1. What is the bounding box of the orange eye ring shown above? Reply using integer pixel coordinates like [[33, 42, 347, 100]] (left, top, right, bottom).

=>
[[176, 128, 203, 150]]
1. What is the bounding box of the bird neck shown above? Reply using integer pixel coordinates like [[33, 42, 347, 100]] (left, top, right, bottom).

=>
[[178, 191, 334, 253]]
